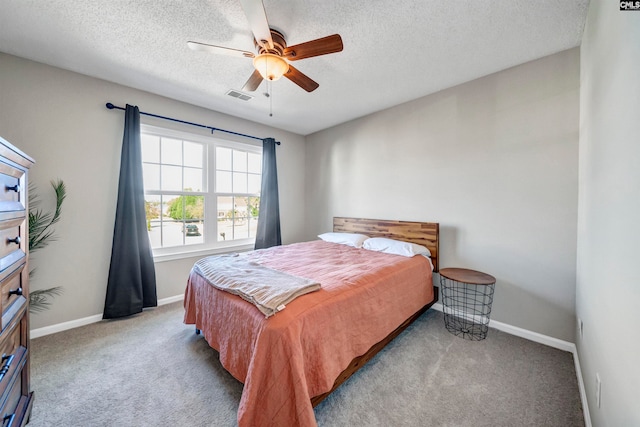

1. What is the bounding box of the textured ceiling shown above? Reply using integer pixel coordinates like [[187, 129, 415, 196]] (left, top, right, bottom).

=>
[[0, 0, 589, 135]]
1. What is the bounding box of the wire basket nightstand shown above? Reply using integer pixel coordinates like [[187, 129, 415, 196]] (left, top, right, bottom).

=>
[[439, 268, 496, 341]]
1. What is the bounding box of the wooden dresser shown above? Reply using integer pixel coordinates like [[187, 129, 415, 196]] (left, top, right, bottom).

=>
[[0, 136, 34, 426]]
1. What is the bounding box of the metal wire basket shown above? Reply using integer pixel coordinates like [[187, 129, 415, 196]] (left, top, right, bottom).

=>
[[440, 269, 496, 341]]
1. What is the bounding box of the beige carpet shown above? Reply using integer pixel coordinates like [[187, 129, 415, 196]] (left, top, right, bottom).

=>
[[28, 302, 584, 426]]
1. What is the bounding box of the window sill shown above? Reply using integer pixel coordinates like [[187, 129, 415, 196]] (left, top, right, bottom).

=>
[[152, 242, 255, 263]]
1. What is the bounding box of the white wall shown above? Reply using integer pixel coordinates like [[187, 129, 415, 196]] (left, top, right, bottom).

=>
[[577, 1, 640, 425], [0, 53, 307, 330], [305, 49, 580, 342]]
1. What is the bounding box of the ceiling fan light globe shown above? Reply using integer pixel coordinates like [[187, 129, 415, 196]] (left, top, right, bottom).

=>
[[253, 53, 289, 81]]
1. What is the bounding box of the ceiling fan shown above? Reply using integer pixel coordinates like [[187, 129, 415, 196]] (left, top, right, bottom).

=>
[[187, 0, 343, 93]]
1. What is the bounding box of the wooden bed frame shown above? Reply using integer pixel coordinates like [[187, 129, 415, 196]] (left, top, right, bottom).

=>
[[310, 217, 440, 406], [333, 217, 439, 272]]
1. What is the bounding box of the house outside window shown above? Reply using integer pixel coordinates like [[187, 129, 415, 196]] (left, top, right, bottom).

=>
[[140, 125, 262, 260]]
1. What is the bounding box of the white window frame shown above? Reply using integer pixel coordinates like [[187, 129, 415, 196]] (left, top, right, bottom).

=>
[[141, 124, 262, 262]]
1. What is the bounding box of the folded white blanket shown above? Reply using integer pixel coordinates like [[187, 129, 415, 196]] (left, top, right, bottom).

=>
[[193, 254, 321, 318]]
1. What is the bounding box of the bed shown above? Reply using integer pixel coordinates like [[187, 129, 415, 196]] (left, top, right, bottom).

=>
[[184, 217, 439, 427]]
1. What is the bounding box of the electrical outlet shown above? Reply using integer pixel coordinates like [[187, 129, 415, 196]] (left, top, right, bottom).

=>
[[578, 318, 584, 339], [596, 373, 602, 408]]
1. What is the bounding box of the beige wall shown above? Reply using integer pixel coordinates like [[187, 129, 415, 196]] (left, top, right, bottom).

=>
[[577, 1, 640, 425], [305, 49, 580, 342], [0, 53, 307, 330], [1, 47, 583, 344]]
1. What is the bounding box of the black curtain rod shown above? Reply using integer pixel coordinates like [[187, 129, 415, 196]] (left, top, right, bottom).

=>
[[105, 103, 279, 145]]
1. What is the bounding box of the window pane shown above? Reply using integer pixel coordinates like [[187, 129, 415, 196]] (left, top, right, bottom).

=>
[[218, 218, 232, 241], [161, 194, 184, 247], [248, 173, 261, 194], [145, 195, 162, 248], [232, 197, 249, 240], [184, 141, 203, 168], [248, 196, 260, 219], [234, 197, 249, 240], [216, 171, 232, 193], [216, 147, 232, 171], [233, 172, 247, 193], [184, 167, 203, 192], [143, 164, 160, 191], [161, 138, 183, 165], [162, 194, 183, 221], [234, 197, 248, 219], [184, 220, 204, 245], [217, 195, 233, 241], [234, 222, 249, 239], [184, 195, 204, 246], [248, 152, 261, 174], [161, 165, 183, 191], [217, 196, 233, 219], [184, 195, 204, 221], [141, 134, 160, 163], [249, 216, 259, 238], [233, 150, 247, 172]]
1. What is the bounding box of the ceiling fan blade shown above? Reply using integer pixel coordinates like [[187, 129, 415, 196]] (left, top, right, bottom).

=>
[[239, 0, 274, 49], [242, 69, 263, 92], [284, 65, 319, 92], [283, 34, 343, 61], [187, 41, 255, 58]]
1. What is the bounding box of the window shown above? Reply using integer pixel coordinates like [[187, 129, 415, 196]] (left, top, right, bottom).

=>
[[140, 125, 262, 258]]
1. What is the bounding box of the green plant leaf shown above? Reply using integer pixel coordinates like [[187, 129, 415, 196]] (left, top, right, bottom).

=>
[[29, 179, 66, 253], [28, 179, 66, 313], [29, 287, 64, 313]]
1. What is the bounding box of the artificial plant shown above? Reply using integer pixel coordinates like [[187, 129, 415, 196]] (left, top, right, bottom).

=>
[[28, 179, 66, 313]]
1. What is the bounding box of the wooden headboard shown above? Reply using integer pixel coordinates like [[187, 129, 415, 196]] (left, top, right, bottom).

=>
[[333, 217, 439, 272]]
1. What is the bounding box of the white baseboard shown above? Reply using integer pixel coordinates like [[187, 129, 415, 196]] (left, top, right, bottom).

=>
[[431, 302, 591, 425], [157, 294, 185, 305], [571, 343, 592, 427], [30, 294, 185, 339], [30, 313, 104, 339], [431, 302, 574, 351]]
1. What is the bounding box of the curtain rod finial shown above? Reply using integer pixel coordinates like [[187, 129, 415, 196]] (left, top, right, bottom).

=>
[[106, 102, 115, 109]]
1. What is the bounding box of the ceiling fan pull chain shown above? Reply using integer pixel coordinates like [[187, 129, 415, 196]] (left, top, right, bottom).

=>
[[269, 81, 273, 117]]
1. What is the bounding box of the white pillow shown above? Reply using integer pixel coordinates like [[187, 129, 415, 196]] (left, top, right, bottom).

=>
[[318, 232, 369, 248], [362, 237, 431, 257]]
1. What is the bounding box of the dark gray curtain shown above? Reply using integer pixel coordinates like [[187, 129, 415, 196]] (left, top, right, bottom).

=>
[[254, 137, 281, 250], [104, 104, 157, 319]]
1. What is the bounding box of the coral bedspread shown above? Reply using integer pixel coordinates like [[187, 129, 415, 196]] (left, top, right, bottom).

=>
[[183, 240, 434, 427]]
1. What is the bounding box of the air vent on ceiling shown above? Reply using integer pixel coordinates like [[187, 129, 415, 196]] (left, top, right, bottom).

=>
[[226, 90, 253, 101]]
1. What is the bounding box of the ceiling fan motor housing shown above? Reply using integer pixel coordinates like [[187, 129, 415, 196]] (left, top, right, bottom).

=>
[[255, 29, 287, 56]]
